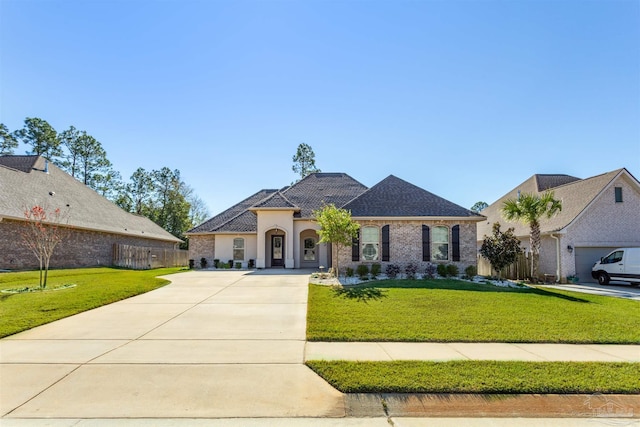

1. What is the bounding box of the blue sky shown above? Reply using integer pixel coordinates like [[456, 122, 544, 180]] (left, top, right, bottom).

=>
[[1, 0, 639, 217]]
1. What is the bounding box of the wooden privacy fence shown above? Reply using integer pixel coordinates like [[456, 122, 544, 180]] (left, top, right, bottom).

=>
[[113, 244, 189, 269], [477, 251, 531, 280]]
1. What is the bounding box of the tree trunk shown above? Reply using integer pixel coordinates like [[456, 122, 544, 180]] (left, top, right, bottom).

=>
[[530, 221, 541, 281]]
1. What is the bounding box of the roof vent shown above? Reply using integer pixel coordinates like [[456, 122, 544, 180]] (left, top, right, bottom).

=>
[[44, 160, 49, 174]]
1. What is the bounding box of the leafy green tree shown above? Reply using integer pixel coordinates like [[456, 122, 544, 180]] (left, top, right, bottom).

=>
[[471, 201, 488, 213], [292, 143, 320, 180], [501, 191, 562, 280], [14, 117, 62, 160], [0, 123, 19, 155], [313, 204, 360, 278], [116, 167, 155, 215], [479, 222, 522, 280], [59, 126, 114, 187]]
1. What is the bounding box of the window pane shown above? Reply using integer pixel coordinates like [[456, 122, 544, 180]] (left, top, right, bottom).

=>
[[233, 249, 244, 260], [233, 238, 244, 249], [362, 226, 379, 243], [362, 243, 379, 261], [304, 238, 316, 261], [431, 226, 448, 261]]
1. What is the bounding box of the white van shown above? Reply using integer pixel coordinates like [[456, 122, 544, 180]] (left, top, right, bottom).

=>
[[591, 247, 640, 285]]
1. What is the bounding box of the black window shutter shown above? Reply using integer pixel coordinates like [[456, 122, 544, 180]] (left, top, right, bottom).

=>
[[352, 230, 360, 261], [452, 225, 460, 262], [381, 225, 390, 261], [422, 225, 430, 261]]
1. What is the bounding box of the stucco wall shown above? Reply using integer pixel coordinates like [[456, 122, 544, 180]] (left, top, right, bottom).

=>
[[336, 220, 478, 275], [0, 219, 178, 270], [214, 234, 257, 267], [256, 210, 295, 268]]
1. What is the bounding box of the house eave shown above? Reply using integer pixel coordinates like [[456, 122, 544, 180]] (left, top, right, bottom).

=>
[[351, 216, 486, 222]]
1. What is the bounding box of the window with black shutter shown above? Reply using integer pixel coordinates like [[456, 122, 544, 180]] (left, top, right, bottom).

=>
[[452, 225, 460, 262], [382, 225, 390, 261], [422, 225, 430, 261], [352, 230, 360, 261]]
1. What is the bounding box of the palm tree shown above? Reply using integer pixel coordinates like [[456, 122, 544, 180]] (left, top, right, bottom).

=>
[[501, 191, 562, 281]]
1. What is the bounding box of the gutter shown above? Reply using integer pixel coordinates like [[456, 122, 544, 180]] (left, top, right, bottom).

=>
[[550, 234, 561, 282]]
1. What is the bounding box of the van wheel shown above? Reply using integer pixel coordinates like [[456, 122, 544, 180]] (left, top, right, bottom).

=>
[[597, 272, 610, 286]]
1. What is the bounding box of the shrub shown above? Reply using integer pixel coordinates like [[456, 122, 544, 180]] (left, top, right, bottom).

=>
[[447, 264, 459, 277], [200, 258, 208, 269], [386, 263, 401, 279], [424, 263, 437, 279], [189, 259, 195, 269], [356, 264, 370, 280], [228, 260, 234, 268], [235, 262, 242, 269], [346, 267, 354, 278], [248, 259, 255, 268], [437, 264, 448, 277], [213, 259, 220, 268], [464, 265, 477, 279], [371, 263, 381, 278], [405, 263, 418, 280]]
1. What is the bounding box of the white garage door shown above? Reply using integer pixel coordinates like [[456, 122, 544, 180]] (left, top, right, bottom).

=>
[[574, 247, 617, 283]]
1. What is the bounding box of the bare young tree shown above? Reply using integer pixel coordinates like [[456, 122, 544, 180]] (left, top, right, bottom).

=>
[[20, 205, 69, 289]]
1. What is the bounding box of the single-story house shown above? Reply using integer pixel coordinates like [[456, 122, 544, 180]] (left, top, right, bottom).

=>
[[188, 173, 485, 272], [0, 155, 182, 270], [477, 168, 640, 283]]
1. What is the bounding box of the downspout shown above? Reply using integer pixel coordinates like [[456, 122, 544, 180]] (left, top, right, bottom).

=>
[[550, 234, 560, 283]]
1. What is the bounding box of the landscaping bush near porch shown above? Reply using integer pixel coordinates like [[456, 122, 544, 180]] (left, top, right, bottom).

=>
[[306, 360, 640, 394], [0, 267, 183, 338], [307, 279, 640, 343]]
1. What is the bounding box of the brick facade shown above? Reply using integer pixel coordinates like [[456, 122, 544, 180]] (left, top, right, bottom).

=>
[[0, 219, 178, 270], [337, 220, 478, 275], [188, 234, 216, 268]]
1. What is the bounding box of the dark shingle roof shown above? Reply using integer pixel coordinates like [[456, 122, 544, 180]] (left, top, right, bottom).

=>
[[251, 191, 299, 209], [187, 189, 278, 233], [0, 155, 46, 173], [282, 173, 367, 218], [343, 175, 481, 218], [535, 174, 581, 191], [0, 155, 181, 243]]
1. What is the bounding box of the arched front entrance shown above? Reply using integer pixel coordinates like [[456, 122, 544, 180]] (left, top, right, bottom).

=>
[[299, 229, 320, 269], [265, 228, 287, 268]]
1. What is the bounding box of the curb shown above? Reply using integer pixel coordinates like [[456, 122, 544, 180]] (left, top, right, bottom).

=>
[[345, 393, 640, 418]]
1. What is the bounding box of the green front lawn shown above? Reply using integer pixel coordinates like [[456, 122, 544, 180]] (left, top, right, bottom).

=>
[[306, 360, 640, 394], [0, 267, 183, 338], [307, 279, 640, 343]]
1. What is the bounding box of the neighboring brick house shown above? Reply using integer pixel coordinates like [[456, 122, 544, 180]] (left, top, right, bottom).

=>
[[477, 168, 640, 283], [0, 155, 182, 270], [188, 173, 484, 273]]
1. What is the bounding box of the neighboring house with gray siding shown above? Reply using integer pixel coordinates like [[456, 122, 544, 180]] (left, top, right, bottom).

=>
[[188, 173, 484, 273], [0, 155, 182, 270], [477, 168, 640, 283]]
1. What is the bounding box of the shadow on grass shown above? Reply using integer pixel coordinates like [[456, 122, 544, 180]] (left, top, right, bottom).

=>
[[331, 285, 387, 303], [336, 279, 591, 303]]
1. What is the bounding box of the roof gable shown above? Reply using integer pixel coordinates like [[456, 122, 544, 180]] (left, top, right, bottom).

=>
[[343, 175, 481, 218], [478, 168, 635, 238], [251, 191, 299, 210]]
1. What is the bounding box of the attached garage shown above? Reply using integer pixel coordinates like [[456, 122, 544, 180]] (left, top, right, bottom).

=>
[[574, 247, 618, 283]]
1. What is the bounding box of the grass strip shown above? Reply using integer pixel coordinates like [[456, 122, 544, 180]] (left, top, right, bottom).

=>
[[0, 267, 184, 338], [307, 280, 640, 343], [306, 360, 640, 394]]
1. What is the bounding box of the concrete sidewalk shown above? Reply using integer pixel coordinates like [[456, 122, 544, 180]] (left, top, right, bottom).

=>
[[305, 341, 640, 362]]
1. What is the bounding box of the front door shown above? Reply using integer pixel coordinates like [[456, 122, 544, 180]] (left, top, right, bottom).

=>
[[271, 235, 284, 267]]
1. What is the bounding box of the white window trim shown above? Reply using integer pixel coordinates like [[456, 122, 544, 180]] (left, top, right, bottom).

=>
[[361, 225, 380, 262], [431, 225, 449, 261], [233, 238, 245, 261]]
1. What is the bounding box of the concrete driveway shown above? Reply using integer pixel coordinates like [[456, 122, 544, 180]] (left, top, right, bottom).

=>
[[539, 281, 640, 301], [0, 270, 344, 419]]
